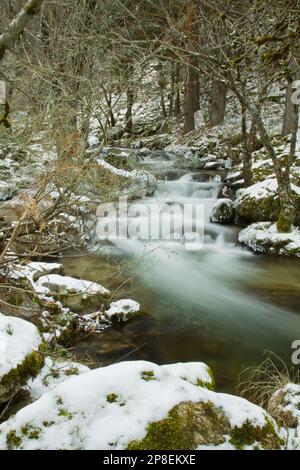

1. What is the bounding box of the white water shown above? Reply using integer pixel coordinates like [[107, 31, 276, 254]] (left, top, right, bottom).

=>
[[88, 162, 300, 383]]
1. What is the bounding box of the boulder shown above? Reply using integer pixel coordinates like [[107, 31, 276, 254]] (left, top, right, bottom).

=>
[[0, 360, 282, 450], [0, 313, 44, 404], [235, 178, 300, 225], [211, 198, 235, 224]]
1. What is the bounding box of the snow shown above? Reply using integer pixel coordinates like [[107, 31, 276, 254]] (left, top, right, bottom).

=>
[[239, 222, 300, 257], [237, 178, 300, 201], [27, 357, 90, 401], [0, 360, 275, 450], [11, 262, 63, 287], [105, 299, 140, 319], [161, 362, 213, 388], [0, 313, 42, 378], [34, 274, 110, 296]]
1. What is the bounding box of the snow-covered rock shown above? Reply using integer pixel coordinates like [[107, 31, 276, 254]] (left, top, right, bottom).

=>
[[239, 222, 300, 257], [268, 383, 300, 450], [105, 299, 141, 322], [11, 262, 63, 287], [27, 357, 90, 402], [235, 178, 300, 224], [96, 157, 156, 196], [0, 313, 44, 404], [78, 299, 142, 332], [0, 361, 282, 450], [34, 274, 110, 313], [211, 199, 235, 224]]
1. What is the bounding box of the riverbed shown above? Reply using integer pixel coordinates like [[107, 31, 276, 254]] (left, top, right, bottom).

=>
[[62, 151, 300, 393]]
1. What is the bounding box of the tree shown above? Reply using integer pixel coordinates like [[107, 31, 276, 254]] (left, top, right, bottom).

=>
[[0, 0, 44, 61]]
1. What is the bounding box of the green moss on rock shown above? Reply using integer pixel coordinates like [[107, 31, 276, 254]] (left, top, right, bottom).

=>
[[0, 349, 44, 404]]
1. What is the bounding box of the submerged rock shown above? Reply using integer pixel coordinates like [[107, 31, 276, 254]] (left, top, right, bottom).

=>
[[0, 360, 282, 450], [0, 313, 44, 404], [211, 198, 235, 224]]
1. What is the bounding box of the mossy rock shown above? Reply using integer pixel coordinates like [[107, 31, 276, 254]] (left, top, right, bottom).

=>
[[0, 350, 44, 404], [128, 401, 282, 450]]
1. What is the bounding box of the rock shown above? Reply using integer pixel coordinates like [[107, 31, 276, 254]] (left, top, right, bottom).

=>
[[78, 299, 142, 333], [0, 361, 282, 450], [105, 299, 141, 323], [235, 178, 300, 225], [268, 384, 300, 429], [239, 222, 300, 257], [0, 313, 44, 404], [0, 181, 15, 201], [211, 199, 235, 224], [34, 274, 110, 313]]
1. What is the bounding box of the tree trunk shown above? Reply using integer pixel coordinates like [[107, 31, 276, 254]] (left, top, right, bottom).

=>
[[125, 87, 134, 135], [158, 64, 167, 119], [208, 80, 227, 127], [184, 63, 196, 133], [282, 79, 297, 136], [241, 104, 253, 187], [253, 106, 295, 232], [0, 0, 45, 61], [183, 0, 199, 134]]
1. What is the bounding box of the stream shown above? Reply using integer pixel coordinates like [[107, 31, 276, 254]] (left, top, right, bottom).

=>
[[63, 150, 300, 393]]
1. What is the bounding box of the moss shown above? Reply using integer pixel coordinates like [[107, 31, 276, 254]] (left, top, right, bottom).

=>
[[6, 430, 22, 449], [24, 1, 39, 15], [127, 401, 230, 450], [58, 409, 73, 420], [141, 370, 156, 382], [0, 349, 44, 403], [128, 406, 194, 450], [21, 424, 41, 440], [106, 393, 118, 403], [230, 418, 283, 450], [43, 421, 55, 428], [196, 367, 216, 391]]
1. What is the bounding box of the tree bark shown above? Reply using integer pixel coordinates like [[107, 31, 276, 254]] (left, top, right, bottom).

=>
[[208, 80, 227, 127], [0, 0, 44, 61], [282, 78, 298, 136], [241, 104, 253, 187], [183, 0, 199, 134]]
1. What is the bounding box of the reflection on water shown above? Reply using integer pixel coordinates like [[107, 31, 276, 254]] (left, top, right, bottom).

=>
[[62, 163, 300, 393]]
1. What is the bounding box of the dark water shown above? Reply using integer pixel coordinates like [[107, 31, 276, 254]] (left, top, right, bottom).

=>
[[62, 161, 300, 393]]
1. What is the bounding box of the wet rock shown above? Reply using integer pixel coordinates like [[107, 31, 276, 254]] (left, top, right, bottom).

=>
[[211, 198, 235, 224]]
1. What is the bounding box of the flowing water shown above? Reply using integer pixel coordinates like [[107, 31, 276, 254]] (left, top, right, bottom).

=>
[[63, 151, 300, 392]]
